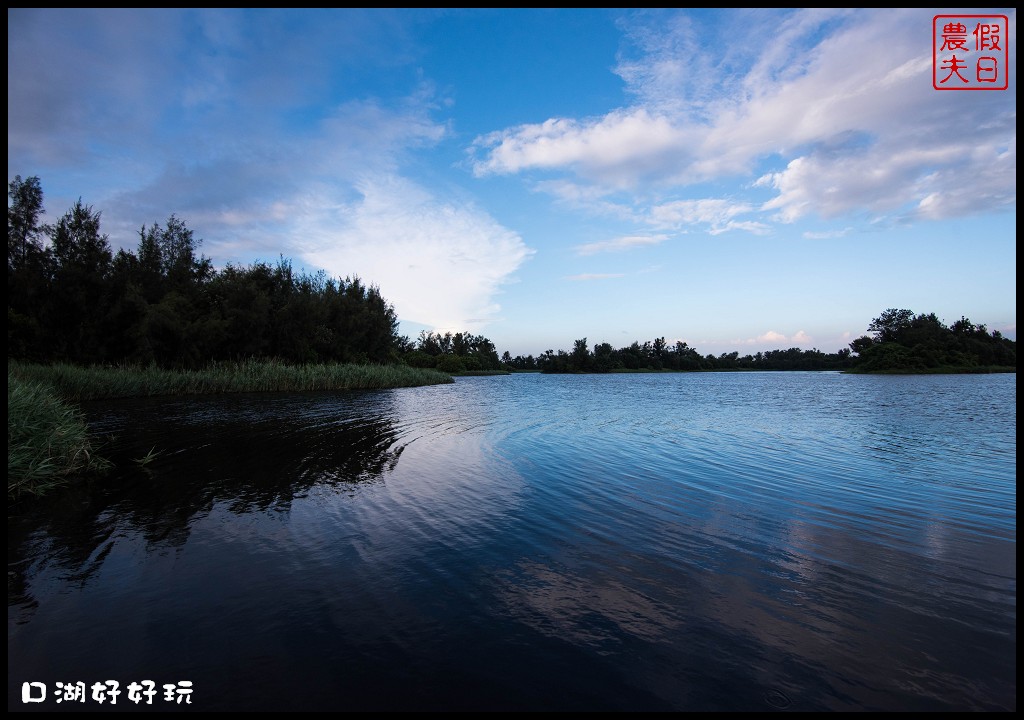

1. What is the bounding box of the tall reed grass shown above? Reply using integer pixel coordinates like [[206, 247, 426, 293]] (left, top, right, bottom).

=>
[[8, 360, 453, 402], [8, 373, 112, 499]]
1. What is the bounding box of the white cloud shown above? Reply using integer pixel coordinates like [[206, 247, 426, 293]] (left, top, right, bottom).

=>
[[470, 8, 1016, 227], [471, 109, 695, 188], [912, 137, 1017, 220], [530, 179, 642, 223], [803, 227, 852, 239], [316, 95, 448, 176], [566, 273, 625, 281], [300, 176, 533, 332], [533, 179, 614, 203], [614, 11, 705, 116], [757, 136, 1016, 222], [98, 90, 452, 257], [650, 198, 751, 226], [8, 9, 423, 175], [647, 198, 768, 235], [712, 220, 770, 235], [574, 234, 668, 255], [734, 330, 814, 347]]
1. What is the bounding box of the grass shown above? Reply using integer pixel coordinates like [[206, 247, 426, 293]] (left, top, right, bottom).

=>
[[8, 373, 112, 499], [133, 446, 163, 468], [8, 359, 454, 402], [8, 359, 453, 500]]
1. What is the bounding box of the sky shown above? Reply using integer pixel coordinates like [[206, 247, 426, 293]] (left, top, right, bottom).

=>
[[7, 8, 1017, 357]]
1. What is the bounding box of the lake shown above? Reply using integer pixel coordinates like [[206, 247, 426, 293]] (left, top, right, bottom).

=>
[[7, 372, 1016, 711]]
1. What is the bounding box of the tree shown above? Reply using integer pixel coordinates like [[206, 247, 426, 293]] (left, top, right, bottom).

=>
[[850, 308, 1015, 372], [593, 342, 615, 372], [950, 317, 977, 336], [868, 308, 914, 343], [570, 337, 590, 372], [160, 215, 198, 283], [47, 200, 113, 362], [7, 175, 417, 367], [50, 200, 111, 273], [134, 223, 165, 302], [849, 335, 875, 355], [418, 330, 443, 356], [8, 176, 50, 357], [8, 175, 45, 271]]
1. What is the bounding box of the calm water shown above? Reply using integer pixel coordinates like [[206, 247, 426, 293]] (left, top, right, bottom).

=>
[[8, 372, 1016, 711]]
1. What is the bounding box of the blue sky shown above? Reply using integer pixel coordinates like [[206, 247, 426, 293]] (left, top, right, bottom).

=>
[[8, 8, 1016, 357]]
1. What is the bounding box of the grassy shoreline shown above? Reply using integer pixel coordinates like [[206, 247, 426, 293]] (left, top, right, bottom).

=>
[[844, 365, 1016, 375], [8, 360, 453, 402], [8, 373, 112, 499], [8, 360, 452, 499]]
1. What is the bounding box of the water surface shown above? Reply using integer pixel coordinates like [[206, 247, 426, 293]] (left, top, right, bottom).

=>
[[8, 372, 1016, 711]]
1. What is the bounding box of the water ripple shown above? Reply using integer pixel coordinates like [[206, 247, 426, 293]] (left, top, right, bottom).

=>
[[7, 372, 1016, 712]]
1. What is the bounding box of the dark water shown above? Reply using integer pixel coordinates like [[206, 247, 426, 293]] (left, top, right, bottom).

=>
[[8, 372, 1016, 711]]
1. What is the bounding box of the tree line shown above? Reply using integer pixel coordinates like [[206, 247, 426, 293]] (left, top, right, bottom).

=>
[[402, 331, 503, 373], [9, 176, 401, 368], [525, 307, 1014, 374], [515, 338, 853, 373]]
